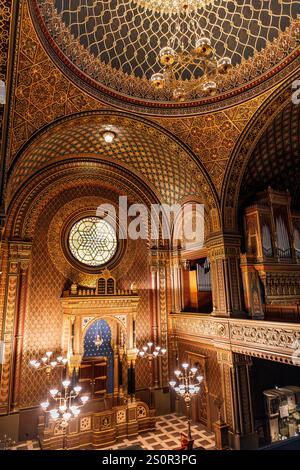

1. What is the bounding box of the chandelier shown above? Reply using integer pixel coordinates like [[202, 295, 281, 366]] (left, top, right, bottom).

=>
[[41, 380, 89, 449], [30, 351, 68, 378], [134, 0, 213, 15], [138, 342, 167, 407], [149, 13, 232, 101], [169, 363, 203, 446]]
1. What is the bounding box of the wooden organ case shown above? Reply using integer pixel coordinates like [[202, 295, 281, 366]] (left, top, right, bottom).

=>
[[240, 188, 300, 321]]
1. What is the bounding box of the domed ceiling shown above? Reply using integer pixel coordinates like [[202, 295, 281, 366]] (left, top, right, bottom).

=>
[[31, 0, 300, 114]]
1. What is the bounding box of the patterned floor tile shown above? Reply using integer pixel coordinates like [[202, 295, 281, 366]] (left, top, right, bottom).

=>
[[9, 414, 215, 451]]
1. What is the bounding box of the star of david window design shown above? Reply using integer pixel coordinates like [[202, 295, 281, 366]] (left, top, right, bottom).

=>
[[68, 217, 118, 267]]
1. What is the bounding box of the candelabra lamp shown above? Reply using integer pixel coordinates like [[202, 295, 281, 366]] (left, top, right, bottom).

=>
[[137, 342, 167, 408], [30, 351, 68, 379], [40, 379, 89, 450], [169, 363, 203, 448]]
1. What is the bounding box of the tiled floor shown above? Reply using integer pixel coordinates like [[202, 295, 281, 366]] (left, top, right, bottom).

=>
[[103, 414, 215, 450], [10, 414, 215, 451]]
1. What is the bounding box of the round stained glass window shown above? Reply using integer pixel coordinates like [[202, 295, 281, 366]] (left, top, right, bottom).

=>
[[68, 217, 118, 267]]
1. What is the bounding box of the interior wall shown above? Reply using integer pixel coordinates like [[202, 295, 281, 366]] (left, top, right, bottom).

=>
[[174, 339, 222, 430], [19, 184, 151, 408]]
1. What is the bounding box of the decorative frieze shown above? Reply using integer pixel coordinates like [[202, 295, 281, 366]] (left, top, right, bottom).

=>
[[172, 314, 300, 364]]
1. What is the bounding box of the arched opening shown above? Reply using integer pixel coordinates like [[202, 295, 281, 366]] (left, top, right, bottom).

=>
[[237, 102, 300, 322]]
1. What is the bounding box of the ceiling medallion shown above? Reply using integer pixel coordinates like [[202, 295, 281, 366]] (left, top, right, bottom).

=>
[[150, 14, 232, 101], [133, 0, 213, 15]]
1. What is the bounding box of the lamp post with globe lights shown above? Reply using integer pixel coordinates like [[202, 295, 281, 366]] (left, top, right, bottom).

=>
[[137, 342, 167, 408], [169, 363, 203, 448], [40, 379, 89, 450]]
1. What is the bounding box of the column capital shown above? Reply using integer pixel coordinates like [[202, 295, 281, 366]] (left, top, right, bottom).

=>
[[8, 240, 32, 263]]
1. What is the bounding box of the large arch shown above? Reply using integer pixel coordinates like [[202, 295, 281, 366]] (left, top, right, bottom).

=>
[[5, 110, 221, 233], [221, 72, 299, 231]]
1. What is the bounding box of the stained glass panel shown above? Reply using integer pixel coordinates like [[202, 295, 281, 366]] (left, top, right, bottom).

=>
[[68, 217, 118, 267]]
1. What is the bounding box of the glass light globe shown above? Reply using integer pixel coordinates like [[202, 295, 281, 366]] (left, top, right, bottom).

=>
[[46, 351, 52, 357], [74, 386, 82, 394], [30, 360, 37, 366], [103, 131, 116, 143], [63, 412, 72, 421], [169, 381, 176, 388], [159, 46, 176, 66], [190, 367, 197, 374], [59, 404, 67, 412], [34, 362, 40, 368], [161, 348, 167, 354], [197, 375, 204, 382], [202, 81, 217, 96], [153, 351, 159, 357], [194, 36, 212, 57], [72, 408, 80, 417], [50, 409, 59, 420], [217, 57, 232, 74], [81, 396, 89, 404], [139, 351, 145, 357], [142, 346, 148, 352], [155, 346, 161, 351], [62, 358, 68, 365], [57, 356, 63, 363], [41, 357, 47, 363], [50, 361, 57, 368], [150, 73, 165, 90], [182, 363, 189, 369], [41, 401, 49, 410], [174, 370, 181, 377], [62, 380, 71, 388], [50, 389, 58, 397], [147, 342, 153, 348]]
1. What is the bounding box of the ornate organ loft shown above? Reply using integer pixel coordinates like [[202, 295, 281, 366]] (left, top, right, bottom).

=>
[[241, 188, 300, 321]]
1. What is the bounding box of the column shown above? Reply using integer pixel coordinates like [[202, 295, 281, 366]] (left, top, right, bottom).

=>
[[150, 248, 169, 388], [217, 349, 257, 450], [207, 234, 245, 318], [169, 250, 184, 313], [0, 241, 32, 414]]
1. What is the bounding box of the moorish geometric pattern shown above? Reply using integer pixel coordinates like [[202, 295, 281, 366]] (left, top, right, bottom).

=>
[[84, 319, 114, 394], [8, 113, 206, 207], [69, 217, 118, 267], [104, 414, 215, 450], [9, 414, 215, 450], [20, 185, 152, 407], [5, 1, 277, 205], [240, 102, 300, 209], [35, 0, 300, 104], [0, 0, 11, 82]]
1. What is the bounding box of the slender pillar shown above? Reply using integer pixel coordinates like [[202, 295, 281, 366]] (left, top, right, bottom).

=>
[[207, 234, 245, 318], [217, 349, 257, 449], [150, 248, 169, 388], [0, 241, 32, 414]]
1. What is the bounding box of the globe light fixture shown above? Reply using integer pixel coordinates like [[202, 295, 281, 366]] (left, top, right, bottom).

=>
[[169, 363, 203, 448]]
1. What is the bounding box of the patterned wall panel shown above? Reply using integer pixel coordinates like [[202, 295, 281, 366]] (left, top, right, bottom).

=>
[[20, 184, 152, 407], [174, 339, 222, 425]]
